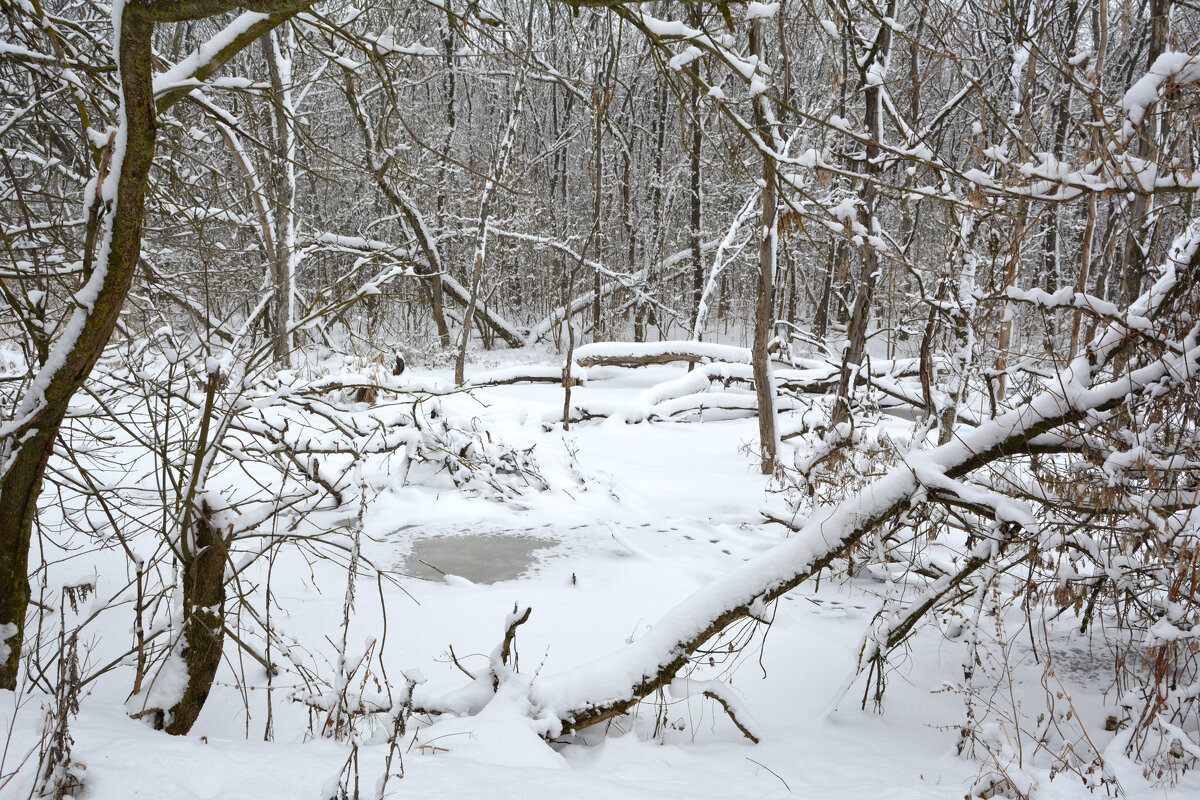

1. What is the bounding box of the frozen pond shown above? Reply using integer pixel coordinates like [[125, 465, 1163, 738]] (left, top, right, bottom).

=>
[[399, 533, 557, 584]]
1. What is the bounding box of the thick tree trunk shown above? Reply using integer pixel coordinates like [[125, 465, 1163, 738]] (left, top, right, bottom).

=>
[[832, 1, 894, 427], [0, 5, 157, 689], [0, 0, 307, 691]]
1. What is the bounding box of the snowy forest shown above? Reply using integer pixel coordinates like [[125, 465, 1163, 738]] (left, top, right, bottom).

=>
[[1, 0, 1199, 797]]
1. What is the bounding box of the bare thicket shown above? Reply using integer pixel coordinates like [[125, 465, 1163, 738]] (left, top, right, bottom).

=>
[[1, 0, 1199, 786]]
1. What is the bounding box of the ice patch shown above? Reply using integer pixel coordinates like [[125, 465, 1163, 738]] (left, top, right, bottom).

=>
[[399, 532, 557, 584]]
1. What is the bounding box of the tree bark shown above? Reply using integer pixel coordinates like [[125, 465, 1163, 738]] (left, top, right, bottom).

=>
[[832, 0, 894, 427], [0, 0, 307, 691], [688, 3, 705, 340], [164, 500, 230, 735], [264, 31, 296, 367], [749, 19, 778, 475], [0, 4, 157, 689]]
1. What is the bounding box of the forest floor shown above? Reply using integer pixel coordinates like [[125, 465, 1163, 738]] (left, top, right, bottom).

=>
[[2, 353, 1196, 800]]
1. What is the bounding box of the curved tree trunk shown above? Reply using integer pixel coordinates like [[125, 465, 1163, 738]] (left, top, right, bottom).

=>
[[0, 0, 308, 692], [0, 4, 157, 689]]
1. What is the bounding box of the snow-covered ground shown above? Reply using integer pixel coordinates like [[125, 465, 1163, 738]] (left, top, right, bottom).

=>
[[2, 356, 1194, 800]]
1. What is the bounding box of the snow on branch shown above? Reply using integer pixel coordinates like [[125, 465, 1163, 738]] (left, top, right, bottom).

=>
[[1119, 51, 1200, 143]]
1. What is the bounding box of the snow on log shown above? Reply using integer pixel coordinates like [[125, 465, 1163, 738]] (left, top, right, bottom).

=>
[[573, 340, 752, 367], [651, 391, 807, 421], [554, 387, 812, 426], [465, 364, 588, 389], [549, 355, 927, 424]]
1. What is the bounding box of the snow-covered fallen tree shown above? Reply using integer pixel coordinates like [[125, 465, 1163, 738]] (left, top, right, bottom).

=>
[[572, 340, 755, 367]]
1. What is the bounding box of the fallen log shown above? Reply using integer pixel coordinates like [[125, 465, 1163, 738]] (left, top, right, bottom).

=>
[[572, 340, 753, 368], [552, 389, 811, 425], [464, 364, 588, 389]]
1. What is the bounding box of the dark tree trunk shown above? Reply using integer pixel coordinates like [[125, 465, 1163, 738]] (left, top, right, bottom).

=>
[[832, 1, 894, 427], [0, 5, 157, 689], [688, 4, 704, 339], [0, 0, 307, 691], [165, 500, 231, 735]]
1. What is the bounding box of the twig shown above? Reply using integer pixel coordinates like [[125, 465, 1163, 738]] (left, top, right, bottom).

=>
[[703, 690, 760, 744], [448, 645, 476, 681], [745, 757, 789, 791]]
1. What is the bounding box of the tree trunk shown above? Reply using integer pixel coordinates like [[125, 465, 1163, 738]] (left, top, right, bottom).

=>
[[1118, 0, 1170, 308], [749, 19, 778, 475], [165, 500, 231, 735], [0, 5, 157, 689], [688, 4, 704, 340], [431, 6, 458, 348], [264, 31, 295, 367], [456, 66, 527, 383], [832, 1, 894, 427], [0, 0, 305, 690]]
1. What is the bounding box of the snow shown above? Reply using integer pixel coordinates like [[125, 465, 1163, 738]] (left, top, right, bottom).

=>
[[0, 622, 16, 663], [573, 340, 752, 365], [152, 12, 272, 97], [1121, 52, 1200, 138], [744, 3, 780, 21], [464, 364, 588, 388], [5, 333, 1198, 800], [640, 16, 691, 39], [6, 1, 1200, 795], [667, 46, 702, 72], [131, 639, 191, 724]]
